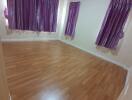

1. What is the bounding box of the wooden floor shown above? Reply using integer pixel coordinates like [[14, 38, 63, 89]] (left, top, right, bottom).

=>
[[3, 41, 127, 100]]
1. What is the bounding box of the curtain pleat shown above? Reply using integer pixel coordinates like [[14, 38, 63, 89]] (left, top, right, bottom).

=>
[[29, 0, 39, 31], [7, 0, 16, 29], [38, 0, 59, 32]]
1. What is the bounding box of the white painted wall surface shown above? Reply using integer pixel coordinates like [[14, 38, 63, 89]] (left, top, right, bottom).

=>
[[0, 0, 7, 38], [1, 31, 59, 41], [60, 0, 132, 68]]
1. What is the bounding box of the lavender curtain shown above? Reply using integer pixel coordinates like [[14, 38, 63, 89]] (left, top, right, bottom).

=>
[[7, 0, 59, 32], [28, 0, 39, 31], [96, 0, 132, 49], [7, 0, 16, 29], [65, 2, 80, 38], [38, 0, 59, 32]]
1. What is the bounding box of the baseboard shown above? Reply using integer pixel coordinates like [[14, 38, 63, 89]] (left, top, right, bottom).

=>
[[9, 93, 12, 100], [60, 39, 128, 70], [1, 38, 59, 42], [118, 67, 132, 100]]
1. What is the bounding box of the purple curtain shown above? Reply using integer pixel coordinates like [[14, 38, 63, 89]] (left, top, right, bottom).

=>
[[7, 0, 16, 29], [7, 0, 59, 32], [38, 0, 59, 32], [28, 0, 39, 31], [96, 0, 132, 49], [65, 2, 80, 38]]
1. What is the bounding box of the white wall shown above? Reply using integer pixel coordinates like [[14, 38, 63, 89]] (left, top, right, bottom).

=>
[[1, 31, 59, 41], [0, 0, 63, 41], [60, 0, 132, 68], [0, 0, 7, 38]]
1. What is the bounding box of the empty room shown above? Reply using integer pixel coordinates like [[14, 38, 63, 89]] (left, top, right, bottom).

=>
[[0, 0, 132, 100]]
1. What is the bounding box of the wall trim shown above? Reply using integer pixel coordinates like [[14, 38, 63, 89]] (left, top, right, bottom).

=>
[[60, 39, 129, 70], [9, 93, 12, 100], [118, 67, 132, 100], [1, 38, 59, 42]]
